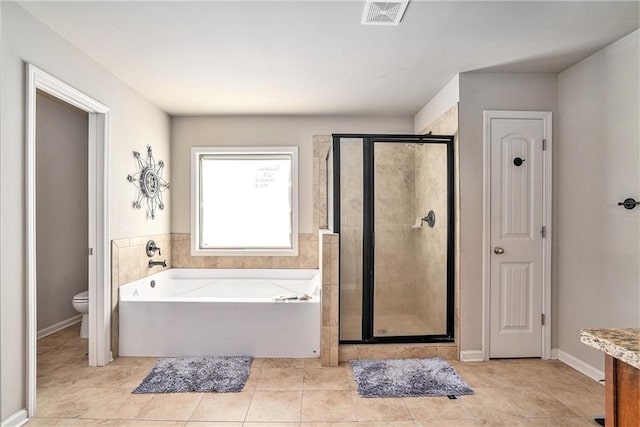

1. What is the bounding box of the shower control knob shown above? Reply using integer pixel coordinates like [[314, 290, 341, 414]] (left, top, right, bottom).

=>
[[494, 246, 505, 255]]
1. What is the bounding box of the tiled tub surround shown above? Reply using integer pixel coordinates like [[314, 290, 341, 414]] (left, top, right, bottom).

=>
[[119, 268, 321, 358], [171, 233, 319, 269], [320, 231, 339, 366], [111, 233, 172, 356]]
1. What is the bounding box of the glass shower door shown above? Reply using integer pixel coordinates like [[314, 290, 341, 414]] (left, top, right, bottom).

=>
[[372, 141, 449, 337], [332, 134, 454, 344], [338, 138, 364, 341]]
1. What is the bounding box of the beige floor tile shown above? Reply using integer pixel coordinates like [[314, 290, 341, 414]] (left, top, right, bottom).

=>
[[127, 422, 186, 427], [79, 388, 139, 419], [110, 357, 158, 367], [353, 396, 413, 422], [134, 393, 203, 421], [243, 368, 262, 390], [243, 423, 301, 427], [300, 423, 358, 427], [545, 384, 605, 419], [112, 391, 155, 419], [36, 387, 97, 418], [496, 386, 581, 418], [34, 325, 606, 426], [357, 423, 416, 427], [456, 387, 523, 420], [190, 391, 253, 422], [303, 367, 350, 390], [523, 418, 595, 426], [27, 420, 128, 426], [261, 358, 306, 369], [472, 420, 530, 426], [257, 368, 304, 390], [415, 420, 477, 427], [304, 358, 324, 368], [186, 422, 243, 426], [301, 390, 356, 422], [405, 395, 473, 421], [245, 391, 302, 422]]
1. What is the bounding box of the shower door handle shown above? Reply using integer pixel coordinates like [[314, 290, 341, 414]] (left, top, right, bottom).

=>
[[494, 246, 505, 255]]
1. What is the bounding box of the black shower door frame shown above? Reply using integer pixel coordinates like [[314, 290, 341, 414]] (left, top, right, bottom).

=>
[[332, 133, 455, 344]]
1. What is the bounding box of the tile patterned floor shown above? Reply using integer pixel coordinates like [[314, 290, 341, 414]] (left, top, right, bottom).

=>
[[29, 324, 604, 426]]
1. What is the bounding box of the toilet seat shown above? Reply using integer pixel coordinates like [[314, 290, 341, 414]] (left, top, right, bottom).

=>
[[73, 290, 88, 302]]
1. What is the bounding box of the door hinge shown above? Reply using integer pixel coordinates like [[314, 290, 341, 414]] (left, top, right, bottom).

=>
[[88, 248, 93, 255], [541, 226, 546, 238], [542, 139, 547, 151], [541, 313, 546, 326]]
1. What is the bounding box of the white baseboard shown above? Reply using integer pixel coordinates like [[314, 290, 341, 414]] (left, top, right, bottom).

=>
[[37, 314, 82, 339], [1, 409, 28, 427], [550, 348, 559, 359], [460, 350, 484, 362], [555, 348, 604, 383]]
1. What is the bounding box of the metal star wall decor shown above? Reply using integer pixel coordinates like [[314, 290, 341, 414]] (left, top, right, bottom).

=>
[[127, 145, 170, 219]]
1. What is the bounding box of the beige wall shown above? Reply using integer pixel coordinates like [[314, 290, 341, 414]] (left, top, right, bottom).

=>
[[556, 30, 639, 371], [457, 72, 559, 353], [36, 92, 89, 332], [1, 2, 170, 419], [170, 116, 413, 235]]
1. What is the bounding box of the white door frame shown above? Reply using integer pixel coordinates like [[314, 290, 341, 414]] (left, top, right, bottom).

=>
[[26, 64, 111, 417], [482, 110, 552, 361]]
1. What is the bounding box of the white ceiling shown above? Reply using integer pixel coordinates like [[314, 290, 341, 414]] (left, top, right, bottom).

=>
[[19, 1, 639, 116]]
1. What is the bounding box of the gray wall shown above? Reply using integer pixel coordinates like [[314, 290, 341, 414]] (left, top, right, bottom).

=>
[[170, 116, 414, 234], [457, 72, 559, 352], [556, 30, 639, 371], [36, 92, 89, 333], [1, 2, 170, 420]]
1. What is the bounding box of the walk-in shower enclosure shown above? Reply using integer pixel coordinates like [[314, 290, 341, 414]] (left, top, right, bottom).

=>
[[328, 134, 454, 344]]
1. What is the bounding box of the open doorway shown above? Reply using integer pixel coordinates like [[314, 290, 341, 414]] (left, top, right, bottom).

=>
[[26, 64, 111, 417], [35, 89, 90, 367]]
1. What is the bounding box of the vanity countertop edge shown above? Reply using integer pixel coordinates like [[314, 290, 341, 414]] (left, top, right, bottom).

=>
[[580, 328, 640, 370]]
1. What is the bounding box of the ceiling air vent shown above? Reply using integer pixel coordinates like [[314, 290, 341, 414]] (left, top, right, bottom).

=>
[[362, 1, 410, 26]]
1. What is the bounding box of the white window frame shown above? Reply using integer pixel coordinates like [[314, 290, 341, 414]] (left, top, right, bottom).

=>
[[191, 146, 298, 256]]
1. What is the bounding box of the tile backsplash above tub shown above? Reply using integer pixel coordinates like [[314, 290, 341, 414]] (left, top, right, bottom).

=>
[[171, 233, 319, 269]]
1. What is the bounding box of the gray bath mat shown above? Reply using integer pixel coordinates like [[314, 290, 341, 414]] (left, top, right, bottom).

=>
[[350, 357, 474, 398], [133, 356, 252, 393]]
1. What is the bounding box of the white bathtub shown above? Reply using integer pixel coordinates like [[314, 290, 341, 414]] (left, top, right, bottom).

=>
[[119, 269, 321, 358]]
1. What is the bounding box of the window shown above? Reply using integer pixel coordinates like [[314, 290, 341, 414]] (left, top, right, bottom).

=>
[[191, 146, 298, 256]]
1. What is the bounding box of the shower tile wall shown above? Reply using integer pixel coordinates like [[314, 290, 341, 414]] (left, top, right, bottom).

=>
[[419, 104, 459, 339], [373, 143, 419, 336], [414, 144, 448, 334]]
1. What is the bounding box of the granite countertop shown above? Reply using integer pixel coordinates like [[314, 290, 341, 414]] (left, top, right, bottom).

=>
[[581, 328, 640, 370]]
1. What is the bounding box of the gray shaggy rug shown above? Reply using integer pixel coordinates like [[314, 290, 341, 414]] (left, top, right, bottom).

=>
[[133, 356, 252, 393], [350, 357, 474, 398]]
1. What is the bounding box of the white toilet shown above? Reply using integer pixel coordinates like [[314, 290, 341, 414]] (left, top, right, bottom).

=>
[[72, 290, 89, 338]]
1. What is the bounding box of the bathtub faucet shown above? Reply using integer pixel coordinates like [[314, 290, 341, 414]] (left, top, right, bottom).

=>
[[148, 260, 167, 268]]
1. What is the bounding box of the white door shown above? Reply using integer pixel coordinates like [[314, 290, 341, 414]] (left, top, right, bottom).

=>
[[489, 116, 545, 358]]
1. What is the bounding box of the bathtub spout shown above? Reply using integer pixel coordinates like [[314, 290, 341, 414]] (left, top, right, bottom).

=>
[[149, 260, 167, 268]]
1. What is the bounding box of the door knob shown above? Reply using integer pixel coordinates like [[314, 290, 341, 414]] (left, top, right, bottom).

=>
[[494, 247, 505, 255]]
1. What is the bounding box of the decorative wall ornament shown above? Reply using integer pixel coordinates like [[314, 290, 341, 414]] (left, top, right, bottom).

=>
[[127, 145, 170, 219]]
